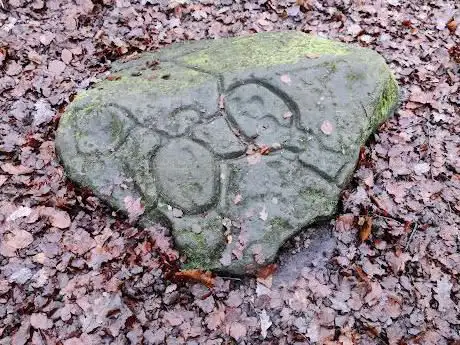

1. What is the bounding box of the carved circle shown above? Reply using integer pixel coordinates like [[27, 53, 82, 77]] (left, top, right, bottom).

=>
[[152, 138, 218, 214], [76, 104, 133, 154]]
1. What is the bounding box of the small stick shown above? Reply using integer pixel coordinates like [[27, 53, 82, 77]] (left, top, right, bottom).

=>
[[405, 223, 418, 251], [374, 214, 404, 224], [218, 276, 242, 281]]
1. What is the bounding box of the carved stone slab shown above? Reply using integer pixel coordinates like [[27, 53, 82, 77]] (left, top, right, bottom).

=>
[[56, 32, 399, 275]]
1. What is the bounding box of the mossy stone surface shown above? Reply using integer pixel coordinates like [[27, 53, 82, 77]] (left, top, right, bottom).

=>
[[56, 32, 399, 275]]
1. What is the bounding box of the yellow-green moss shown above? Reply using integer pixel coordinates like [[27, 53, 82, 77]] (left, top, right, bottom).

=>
[[180, 32, 351, 73], [365, 73, 399, 140], [180, 231, 218, 270], [299, 188, 337, 214]]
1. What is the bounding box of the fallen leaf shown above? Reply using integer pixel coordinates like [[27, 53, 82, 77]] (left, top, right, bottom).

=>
[[256, 264, 277, 279], [4, 229, 33, 250], [227, 322, 247, 340], [123, 196, 145, 223], [386, 251, 410, 273], [259, 145, 270, 155], [219, 95, 225, 109], [226, 290, 243, 307], [252, 244, 265, 264], [39, 207, 71, 228], [30, 313, 52, 330], [9, 267, 32, 284], [206, 307, 225, 331], [61, 49, 72, 64], [1, 163, 33, 175], [359, 216, 372, 242], [259, 206, 268, 221], [409, 90, 432, 104], [280, 74, 291, 84], [48, 59, 66, 75], [174, 269, 215, 288], [402, 19, 412, 28], [164, 311, 184, 326], [33, 99, 55, 127], [260, 310, 272, 339], [7, 206, 32, 221], [347, 23, 362, 36], [62, 338, 85, 345], [296, 0, 312, 10], [172, 208, 183, 218], [256, 282, 271, 296], [106, 75, 121, 81], [449, 44, 460, 63], [147, 226, 176, 256], [283, 111, 292, 119], [233, 193, 242, 205], [165, 283, 177, 294], [413, 162, 430, 175], [335, 214, 355, 232], [447, 19, 457, 33], [271, 142, 281, 150], [63, 228, 96, 255], [434, 275, 453, 311], [364, 282, 383, 306], [39, 32, 55, 45], [11, 318, 30, 345], [354, 265, 371, 287], [320, 120, 334, 135], [287, 5, 300, 17]]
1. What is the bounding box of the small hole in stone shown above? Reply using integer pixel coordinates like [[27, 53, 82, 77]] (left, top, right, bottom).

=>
[[161, 74, 170, 80]]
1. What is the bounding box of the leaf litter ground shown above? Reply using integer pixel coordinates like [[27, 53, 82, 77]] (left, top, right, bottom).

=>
[[0, 0, 459, 344]]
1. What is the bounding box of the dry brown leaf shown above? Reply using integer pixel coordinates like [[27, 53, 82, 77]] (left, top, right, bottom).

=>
[[174, 269, 215, 288], [259, 145, 271, 155], [296, 0, 312, 10], [4, 229, 33, 250], [30, 313, 52, 330], [39, 207, 71, 229], [320, 120, 334, 135], [354, 265, 371, 287], [123, 196, 144, 223], [233, 193, 242, 205], [256, 263, 277, 279], [447, 19, 457, 33], [106, 75, 121, 81], [1, 163, 34, 175], [280, 74, 291, 84], [359, 216, 372, 242], [219, 94, 225, 109], [260, 309, 272, 339], [283, 111, 292, 119], [449, 44, 460, 63]]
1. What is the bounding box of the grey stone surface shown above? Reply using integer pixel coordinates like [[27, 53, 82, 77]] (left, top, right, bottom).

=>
[[56, 32, 399, 275]]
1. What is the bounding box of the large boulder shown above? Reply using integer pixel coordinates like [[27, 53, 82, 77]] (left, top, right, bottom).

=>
[[56, 32, 399, 275]]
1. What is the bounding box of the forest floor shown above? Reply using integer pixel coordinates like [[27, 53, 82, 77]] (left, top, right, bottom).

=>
[[0, 0, 459, 344]]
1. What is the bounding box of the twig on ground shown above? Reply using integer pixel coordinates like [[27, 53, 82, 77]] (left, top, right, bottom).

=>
[[405, 223, 418, 251], [374, 214, 404, 224]]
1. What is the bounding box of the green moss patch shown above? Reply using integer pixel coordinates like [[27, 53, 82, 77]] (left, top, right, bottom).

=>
[[180, 32, 351, 73]]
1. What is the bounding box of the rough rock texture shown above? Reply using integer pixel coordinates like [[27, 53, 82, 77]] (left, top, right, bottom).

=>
[[56, 32, 399, 275]]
